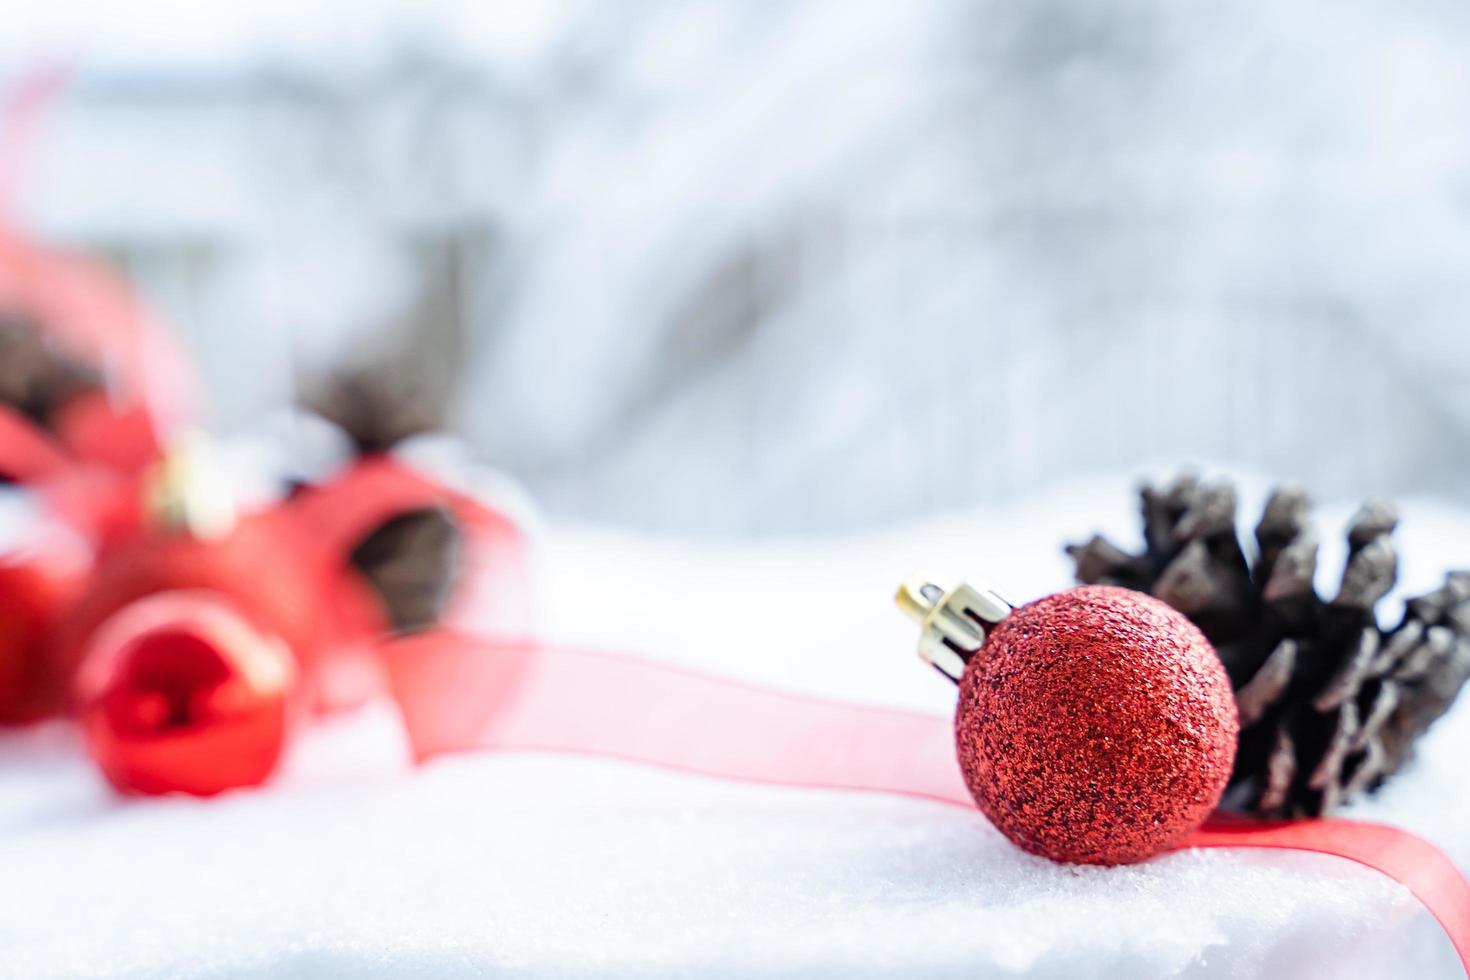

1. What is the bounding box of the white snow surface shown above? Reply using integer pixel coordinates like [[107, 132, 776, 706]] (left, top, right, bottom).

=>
[[2, 468, 1468, 978]]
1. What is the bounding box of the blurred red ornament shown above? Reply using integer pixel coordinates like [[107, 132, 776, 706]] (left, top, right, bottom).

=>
[[75, 590, 296, 796], [57, 508, 388, 713], [0, 538, 86, 722], [899, 581, 1239, 865]]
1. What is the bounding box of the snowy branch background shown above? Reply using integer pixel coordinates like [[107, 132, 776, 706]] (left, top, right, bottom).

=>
[[5, 0, 1470, 533]]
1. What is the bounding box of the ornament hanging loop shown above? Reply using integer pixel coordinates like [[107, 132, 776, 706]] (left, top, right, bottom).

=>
[[894, 576, 1012, 683]]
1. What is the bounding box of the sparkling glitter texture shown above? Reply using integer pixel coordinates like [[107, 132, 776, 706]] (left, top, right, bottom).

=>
[[956, 585, 1238, 865]]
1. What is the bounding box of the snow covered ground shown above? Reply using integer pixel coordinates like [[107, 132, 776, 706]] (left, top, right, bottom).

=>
[[2, 469, 1467, 978]]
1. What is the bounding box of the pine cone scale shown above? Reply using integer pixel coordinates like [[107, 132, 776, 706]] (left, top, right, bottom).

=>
[[1235, 639, 1295, 727]]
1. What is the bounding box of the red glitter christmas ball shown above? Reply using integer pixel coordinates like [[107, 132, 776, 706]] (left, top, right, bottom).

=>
[[956, 585, 1238, 865], [75, 591, 296, 796]]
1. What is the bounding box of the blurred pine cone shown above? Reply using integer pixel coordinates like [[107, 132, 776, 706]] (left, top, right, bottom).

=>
[[1068, 473, 1470, 818], [304, 253, 466, 634], [302, 248, 462, 458], [307, 361, 462, 636], [306, 364, 445, 457], [0, 311, 100, 429], [350, 507, 460, 633]]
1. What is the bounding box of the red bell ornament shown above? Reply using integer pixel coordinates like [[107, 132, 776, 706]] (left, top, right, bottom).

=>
[[75, 590, 296, 796], [897, 579, 1238, 865]]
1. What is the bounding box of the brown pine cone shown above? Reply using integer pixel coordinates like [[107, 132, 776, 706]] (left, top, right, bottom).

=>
[[1068, 473, 1470, 818]]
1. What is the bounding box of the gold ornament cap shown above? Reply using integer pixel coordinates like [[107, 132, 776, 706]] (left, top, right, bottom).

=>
[[894, 576, 1013, 682]]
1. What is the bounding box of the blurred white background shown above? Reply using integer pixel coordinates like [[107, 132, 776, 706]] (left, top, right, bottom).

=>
[[4, 0, 1469, 534]]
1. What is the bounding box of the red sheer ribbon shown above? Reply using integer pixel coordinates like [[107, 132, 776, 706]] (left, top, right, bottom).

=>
[[0, 63, 70, 219], [287, 455, 525, 562], [384, 632, 1470, 975]]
